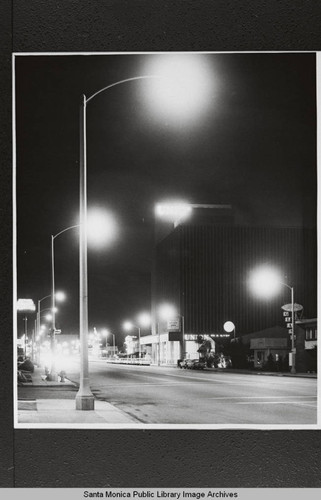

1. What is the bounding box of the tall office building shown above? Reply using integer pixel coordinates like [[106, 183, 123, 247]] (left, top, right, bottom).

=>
[[145, 206, 317, 365]]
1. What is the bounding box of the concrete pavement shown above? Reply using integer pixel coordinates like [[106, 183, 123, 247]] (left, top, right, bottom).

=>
[[17, 366, 138, 424], [17, 398, 138, 424], [17, 364, 317, 425]]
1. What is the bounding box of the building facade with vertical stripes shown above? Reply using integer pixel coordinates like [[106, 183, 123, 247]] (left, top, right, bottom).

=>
[[146, 219, 317, 365]]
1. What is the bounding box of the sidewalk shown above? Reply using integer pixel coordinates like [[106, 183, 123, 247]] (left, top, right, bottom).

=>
[[19, 365, 77, 387], [17, 366, 137, 424], [17, 398, 137, 424]]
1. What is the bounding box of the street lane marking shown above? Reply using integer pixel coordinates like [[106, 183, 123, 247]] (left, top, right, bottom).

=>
[[236, 401, 317, 406], [102, 364, 317, 386], [94, 373, 316, 394], [207, 395, 316, 400], [122, 371, 317, 388], [92, 383, 193, 388]]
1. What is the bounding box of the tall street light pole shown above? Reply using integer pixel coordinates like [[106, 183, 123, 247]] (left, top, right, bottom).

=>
[[282, 283, 296, 374], [181, 315, 185, 360], [37, 294, 51, 345], [76, 76, 161, 411], [111, 332, 116, 356], [76, 61, 212, 406], [249, 267, 296, 374], [47, 226, 77, 381]]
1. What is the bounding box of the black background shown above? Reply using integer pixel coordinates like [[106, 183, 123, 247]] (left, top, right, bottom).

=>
[[1, 0, 320, 488]]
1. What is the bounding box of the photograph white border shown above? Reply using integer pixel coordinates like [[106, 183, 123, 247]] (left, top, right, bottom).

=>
[[12, 50, 320, 430]]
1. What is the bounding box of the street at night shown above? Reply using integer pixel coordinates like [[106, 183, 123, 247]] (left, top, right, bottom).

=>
[[18, 360, 317, 426], [14, 52, 318, 426]]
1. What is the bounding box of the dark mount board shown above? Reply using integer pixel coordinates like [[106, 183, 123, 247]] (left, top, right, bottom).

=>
[[1, 0, 320, 489]]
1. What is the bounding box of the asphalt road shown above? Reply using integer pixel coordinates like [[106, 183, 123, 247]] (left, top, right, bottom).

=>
[[66, 359, 317, 426]]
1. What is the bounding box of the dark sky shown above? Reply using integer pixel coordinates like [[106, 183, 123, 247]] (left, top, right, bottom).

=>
[[15, 52, 317, 343]]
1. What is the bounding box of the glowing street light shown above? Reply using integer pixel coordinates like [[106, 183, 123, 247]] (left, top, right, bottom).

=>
[[55, 291, 66, 302], [249, 265, 296, 374], [158, 303, 177, 321], [155, 201, 233, 228], [140, 54, 214, 126], [137, 312, 151, 329], [123, 321, 133, 331], [249, 266, 283, 299], [155, 201, 192, 227], [86, 208, 118, 248]]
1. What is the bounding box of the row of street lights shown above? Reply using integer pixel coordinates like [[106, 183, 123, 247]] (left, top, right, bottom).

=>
[[23, 193, 297, 404], [123, 312, 151, 359], [21, 58, 298, 410]]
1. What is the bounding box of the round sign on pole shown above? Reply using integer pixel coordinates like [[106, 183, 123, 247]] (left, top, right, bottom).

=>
[[281, 303, 303, 312], [223, 321, 235, 333]]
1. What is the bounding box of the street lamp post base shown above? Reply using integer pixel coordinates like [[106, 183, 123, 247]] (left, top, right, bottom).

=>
[[75, 392, 95, 410], [290, 352, 296, 374]]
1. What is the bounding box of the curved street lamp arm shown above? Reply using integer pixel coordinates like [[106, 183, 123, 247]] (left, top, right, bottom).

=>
[[53, 224, 80, 240], [86, 75, 161, 104], [39, 294, 51, 304], [279, 281, 293, 291], [40, 307, 55, 314]]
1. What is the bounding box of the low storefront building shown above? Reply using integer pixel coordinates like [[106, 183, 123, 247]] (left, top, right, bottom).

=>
[[250, 336, 289, 369]]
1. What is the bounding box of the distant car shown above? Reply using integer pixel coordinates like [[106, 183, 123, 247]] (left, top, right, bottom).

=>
[[179, 359, 205, 370]]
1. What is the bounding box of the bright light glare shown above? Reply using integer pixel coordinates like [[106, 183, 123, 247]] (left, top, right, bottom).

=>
[[142, 54, 214, 125], [249, 266, 282, 299], [55, 291, 66, 302], [155, 201, 192, 224], [223, 321, 235, 333], [123, 321, 133, 332], [86, 209, 118, 247], [45, 314, 52, 321], [158, 303, 177, 321], [137, 312, 151, 328], [101, 329, 109, 337]]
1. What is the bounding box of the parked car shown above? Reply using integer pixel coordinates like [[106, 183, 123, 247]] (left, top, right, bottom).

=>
[[190, 359, 206, 370], [179, 358, 205, 370]]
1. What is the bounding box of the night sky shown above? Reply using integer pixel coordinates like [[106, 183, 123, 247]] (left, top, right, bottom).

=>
[[15, 52, 317, 344]]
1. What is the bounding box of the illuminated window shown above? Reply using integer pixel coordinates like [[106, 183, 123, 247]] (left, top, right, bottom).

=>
[[305, 328, 317, 341]]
